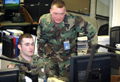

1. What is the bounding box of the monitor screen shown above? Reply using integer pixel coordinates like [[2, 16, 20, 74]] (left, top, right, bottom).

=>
[[4, 0, 20, 10], [0, 68, 19, 82], [70, 52, 120, 82]]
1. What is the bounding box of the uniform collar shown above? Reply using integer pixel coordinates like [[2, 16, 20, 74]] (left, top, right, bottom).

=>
[[18, 54, 33, 63], [18, 55, 28, 63]]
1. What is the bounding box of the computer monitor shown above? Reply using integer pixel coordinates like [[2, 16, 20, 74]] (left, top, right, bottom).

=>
[[4, 0, 20, 10], [3, 0, 20, 21], [0, 68, 19, 82], [110, 26, 120, 52], [70, 52, 120, 82]]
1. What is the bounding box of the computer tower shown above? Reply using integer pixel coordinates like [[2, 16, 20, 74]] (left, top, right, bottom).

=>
[[2, 35, 13, 58], [110, 26, 120, 52]]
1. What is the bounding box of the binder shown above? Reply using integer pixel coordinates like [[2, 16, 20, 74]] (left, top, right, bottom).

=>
[[6, 29, 23, 37], [14, 36, 19, 57], [6, 30, 13, 35], [1, 30, 22, 58], [10, 35, 16, 58], [6, 30, 20, 57], [10, 35, 19, 57], [0, 30, 10, 42], [2, 30, 10, 35]]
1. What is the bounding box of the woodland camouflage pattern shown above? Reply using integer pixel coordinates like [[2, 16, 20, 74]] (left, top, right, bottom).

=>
[[37, 12, 96, 82], [11, 55, 48, 82]]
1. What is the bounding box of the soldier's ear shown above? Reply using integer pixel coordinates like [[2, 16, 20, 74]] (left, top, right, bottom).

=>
[[18, 44, 21, 50], [50, 9, 52, 14]]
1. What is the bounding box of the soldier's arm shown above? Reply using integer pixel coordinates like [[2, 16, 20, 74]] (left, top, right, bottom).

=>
[[75, 15, 97, 54], [37, 19, 46, 57], [86, 21, 97, 54]]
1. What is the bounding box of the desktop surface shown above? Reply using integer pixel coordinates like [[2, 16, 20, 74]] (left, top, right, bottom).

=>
[[1, 21, 30, 26], [0, 21, 38, 34], [0, 21, 32, 33], [0, 21, 31, 28]]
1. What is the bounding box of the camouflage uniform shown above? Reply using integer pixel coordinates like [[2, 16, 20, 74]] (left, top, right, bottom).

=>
[[12, 54, 48, 82], [37, 12, 96, 82]]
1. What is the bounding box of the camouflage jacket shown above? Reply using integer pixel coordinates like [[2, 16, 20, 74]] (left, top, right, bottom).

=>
[[37, 12, 96, 57], [12, 54, 47, 82]]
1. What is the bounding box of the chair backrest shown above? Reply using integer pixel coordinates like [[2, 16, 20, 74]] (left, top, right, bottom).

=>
[[98, 24, 108, 36], [18, 5, 33, 24]]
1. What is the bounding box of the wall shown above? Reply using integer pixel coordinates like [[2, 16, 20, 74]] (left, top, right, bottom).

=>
[[63, 0, 90, 15], [72, 0, 109, 45], [21, 0, 109, 34], [96, 0, 109, 17], [109, 0, 120, 27], [69, 0, 109, 34]]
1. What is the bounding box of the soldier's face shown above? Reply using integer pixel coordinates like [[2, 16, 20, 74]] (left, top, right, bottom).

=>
[[18, 38, 35, 57], [50, 5, 66, 24]]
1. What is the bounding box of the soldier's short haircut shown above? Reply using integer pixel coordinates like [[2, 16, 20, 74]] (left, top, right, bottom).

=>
[[51, 0, 66, 9], [18, 33, 33, 44]]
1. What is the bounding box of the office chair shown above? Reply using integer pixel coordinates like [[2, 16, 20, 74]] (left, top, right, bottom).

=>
[[18, 5, 33, 24], [98, 23, 109, 36]]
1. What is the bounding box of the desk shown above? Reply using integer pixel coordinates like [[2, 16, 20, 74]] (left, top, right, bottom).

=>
[[0, 5, 38, 34], [0, 21, 38, 34], [30, 22, 38, 35], [111, 75, 120, 82], [0, 21, 31, 27]]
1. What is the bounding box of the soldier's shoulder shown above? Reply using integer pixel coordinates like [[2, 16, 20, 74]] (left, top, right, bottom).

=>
[[33, 55, 44, 61], [41, 13, 50, 19]]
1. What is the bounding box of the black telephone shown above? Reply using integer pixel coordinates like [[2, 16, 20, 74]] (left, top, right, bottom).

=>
[[12, 13, 25, 23]]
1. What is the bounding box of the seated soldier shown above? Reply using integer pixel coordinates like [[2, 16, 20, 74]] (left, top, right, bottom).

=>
[[8, 33, 50, 82]]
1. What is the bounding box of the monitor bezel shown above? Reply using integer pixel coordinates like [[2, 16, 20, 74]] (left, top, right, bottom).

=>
[[70, 52, 117, 82], [0, 68, 19, 82]]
